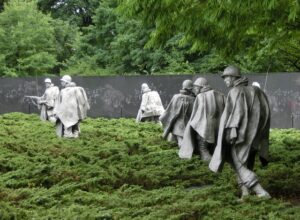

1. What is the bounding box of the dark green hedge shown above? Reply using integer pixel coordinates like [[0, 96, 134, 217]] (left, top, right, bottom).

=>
[[0, 113, 299, 219]]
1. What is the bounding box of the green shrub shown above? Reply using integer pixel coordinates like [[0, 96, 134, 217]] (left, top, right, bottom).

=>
[[0, 113, 299, 219]]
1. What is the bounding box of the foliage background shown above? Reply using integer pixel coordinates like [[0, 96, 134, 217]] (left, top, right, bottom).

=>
[[0, 113, 299, 219], [0, 0, 299, 77]]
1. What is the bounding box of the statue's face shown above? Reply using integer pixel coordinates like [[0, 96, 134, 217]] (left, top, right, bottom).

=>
[[45, 82, 51, 88], [193, 86, 201, 95], [224, 76, 235, 88], [61, 81, 66, 87], [141, 85, 149, 93]]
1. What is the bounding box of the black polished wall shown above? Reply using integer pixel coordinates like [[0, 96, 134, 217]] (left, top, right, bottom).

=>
[[0, 73, 299, 128]]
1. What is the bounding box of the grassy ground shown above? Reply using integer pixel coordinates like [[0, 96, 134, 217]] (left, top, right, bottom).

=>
[[0, 113, 299, 219]]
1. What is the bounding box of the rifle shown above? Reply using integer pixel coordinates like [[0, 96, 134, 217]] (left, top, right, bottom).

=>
[[24, 96, 41, 107], [24, 95, 40, 100]]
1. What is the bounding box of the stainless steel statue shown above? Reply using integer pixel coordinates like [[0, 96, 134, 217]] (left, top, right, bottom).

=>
[[209, 66, 271, 199], [136, 83, 165, 123], [160, 80, 195, 147], [25, 78, 59, 122], [53, 75, 90, 138], [179, 77, 225, 161]]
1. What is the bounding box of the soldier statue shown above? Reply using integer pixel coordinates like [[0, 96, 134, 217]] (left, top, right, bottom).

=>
[[53, 75, 90, 138], [160, 80, 195, 147], [209, 66, 271, 200], [25, 78, 59, 122], [136, 83, 165, 123], [179, 77, 225, 161]]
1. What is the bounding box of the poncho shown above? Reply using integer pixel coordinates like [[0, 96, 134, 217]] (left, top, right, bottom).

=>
[[179, 87, 225, 159], [160, 90, 195, 138], [54, 85, 90, 128], [209, 77, 270, 172], [136, 90, 165, 122], [39, 85, 59, 120]]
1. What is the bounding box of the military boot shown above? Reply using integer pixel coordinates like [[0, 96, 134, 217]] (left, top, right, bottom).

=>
[[237, 185, 250, 202], [64, 127, 76, 138], [252, 183, 271, 199], [241, 185, 250, 197]]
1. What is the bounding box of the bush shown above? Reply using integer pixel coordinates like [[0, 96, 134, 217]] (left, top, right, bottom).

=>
[[0, 113, 299, 219]]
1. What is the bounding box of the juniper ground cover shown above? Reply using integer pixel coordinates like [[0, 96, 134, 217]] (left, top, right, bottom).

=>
[[0, 113, 299, 219]]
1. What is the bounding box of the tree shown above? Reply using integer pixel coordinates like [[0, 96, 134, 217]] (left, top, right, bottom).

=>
[[0, 0, 78, 77], [65, 0, 198, 75], [51, 19, 80, 73], [37, 0, 99, 27], [0, 0, 8, 12], [119, 0, 300, 72]]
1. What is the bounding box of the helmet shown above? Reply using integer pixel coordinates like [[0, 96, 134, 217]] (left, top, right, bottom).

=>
[[44, 78, 51, 83], [60, 75, 72, 83], [221, 66, 241, 78], [252, 82, 261, 88], [141, 83, 150, 91], [141, 83, 151, 93], [182, 80, 193, 91], [193, 77, 208, 87], [141, 83, 149, 90]]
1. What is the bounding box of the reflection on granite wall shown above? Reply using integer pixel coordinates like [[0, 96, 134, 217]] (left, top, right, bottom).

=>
[[0, 73, 299, 128]]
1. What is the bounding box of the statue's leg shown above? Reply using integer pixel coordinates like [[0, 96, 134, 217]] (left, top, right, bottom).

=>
[[55, 120, 64, 137], [240, 185, 250, 198], [176, 136, 183, 148], [49, 116, 56, 123], [231, 147, 258, 188], [64, 126, 74, 138], [72, 123, 80, 138], [153, 116, 162, 126], [228, 153, 250, 200], [237, 176, 250, 198], [47, 108, 56, 123], [40, 105, 48, 121], [231, 147, 271, 199], [247, 150, 256, 170], [167, 133, 176, 142], [196, 135, 211, 161]]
